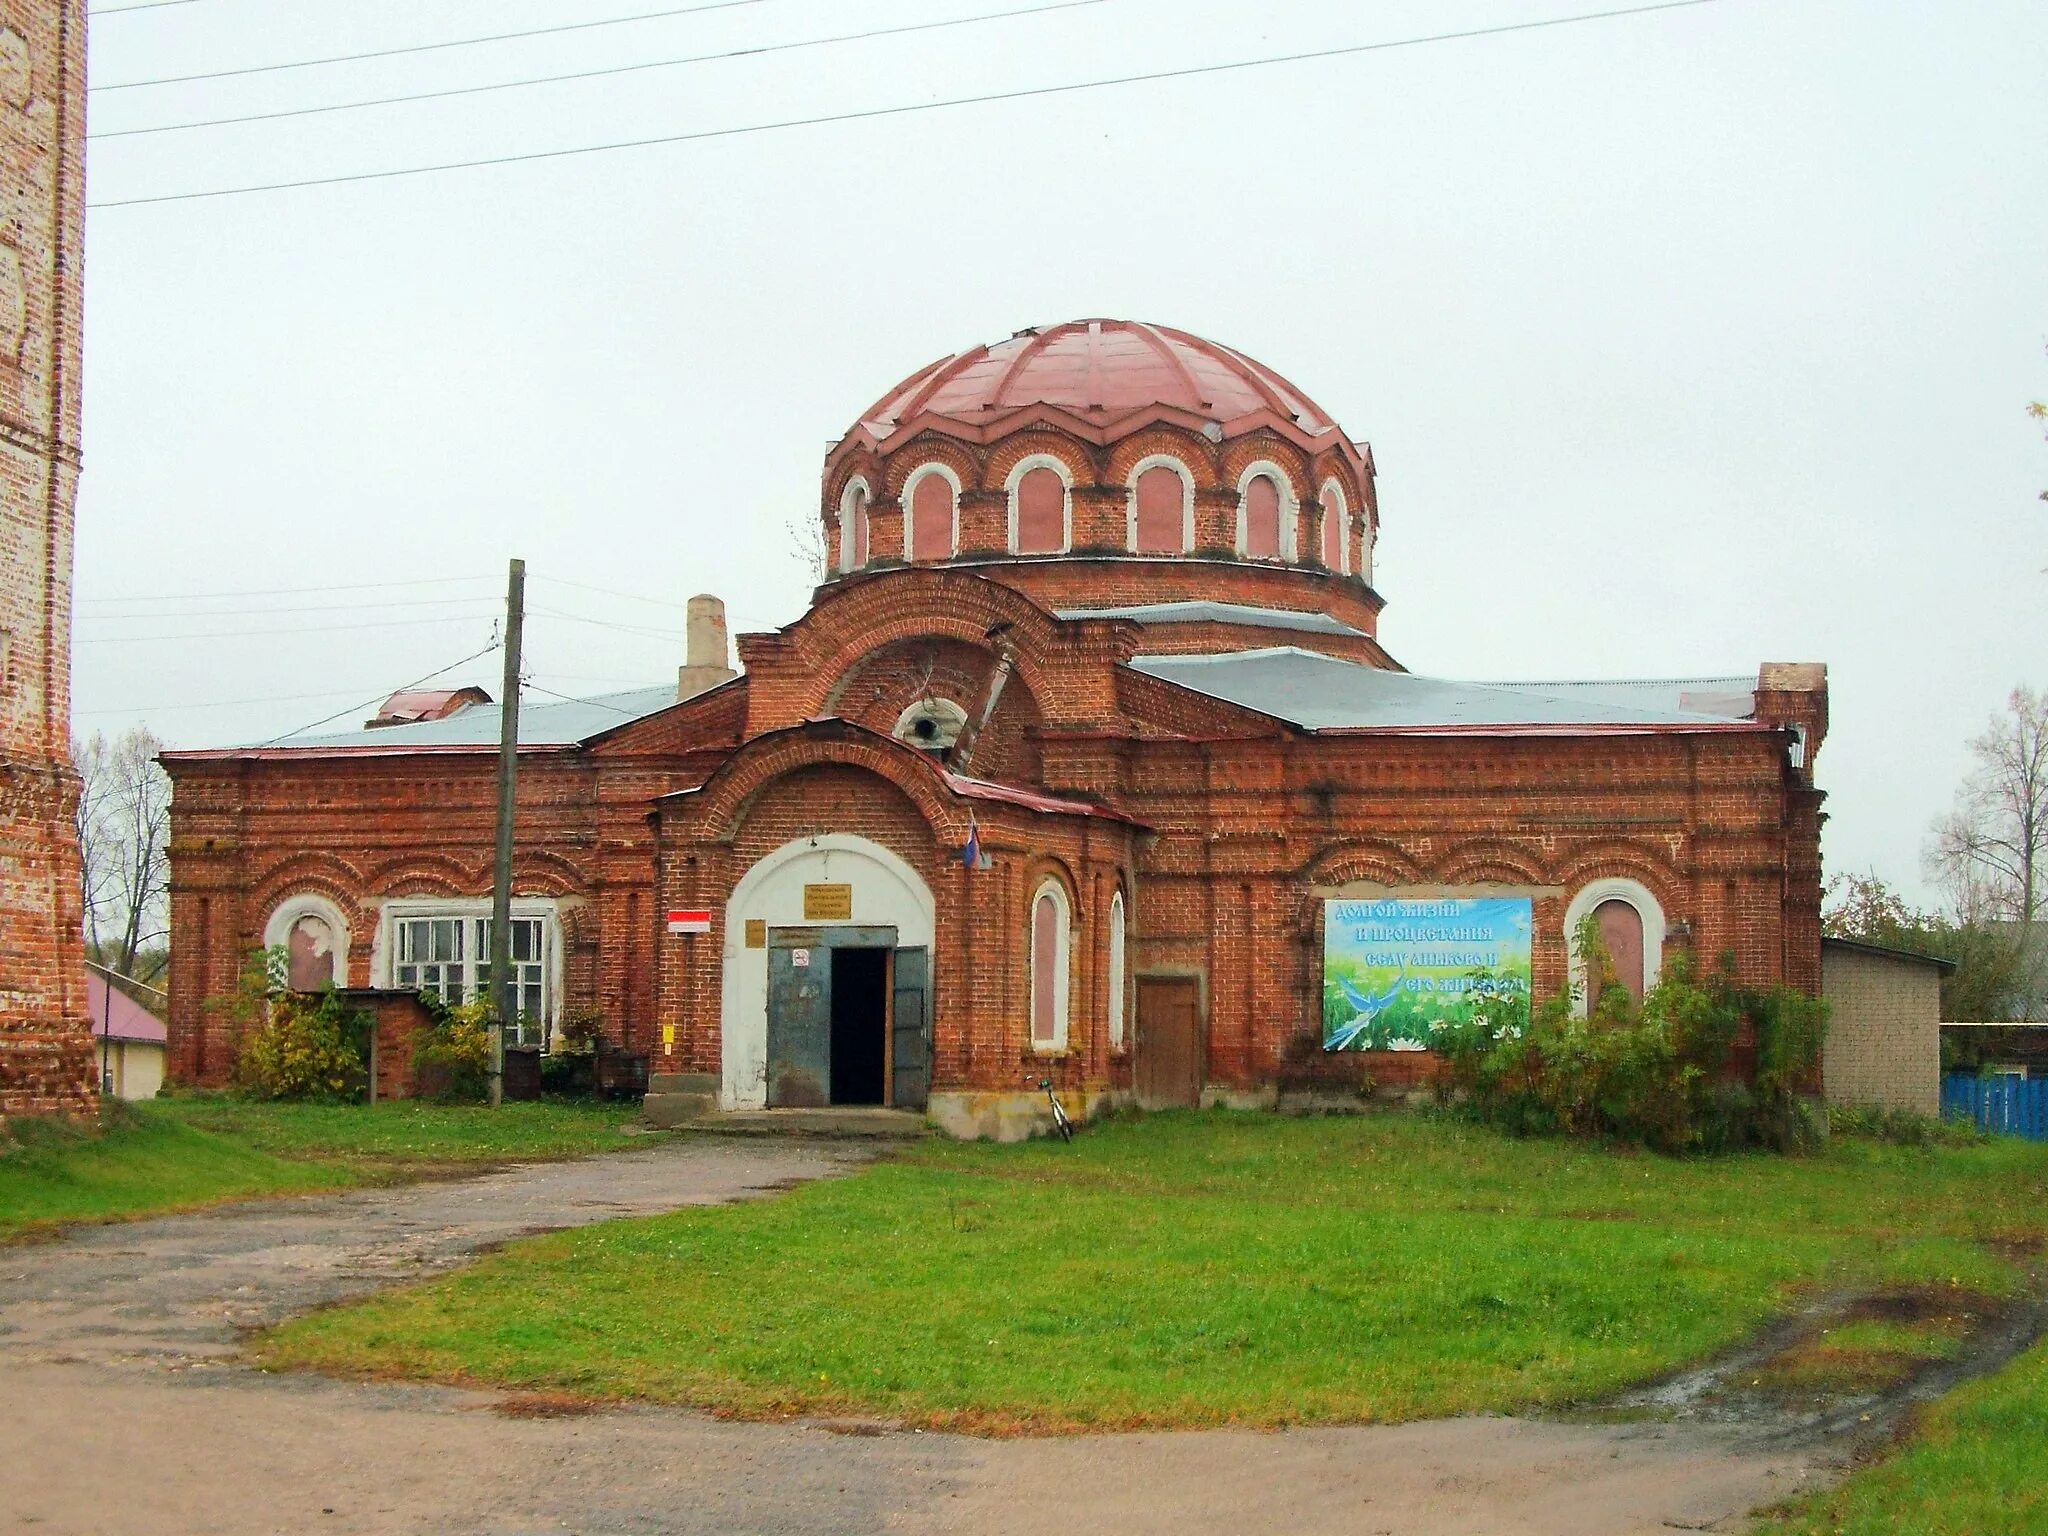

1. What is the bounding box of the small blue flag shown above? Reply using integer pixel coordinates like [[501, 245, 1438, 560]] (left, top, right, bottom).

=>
[[962, 815, 981, 870]]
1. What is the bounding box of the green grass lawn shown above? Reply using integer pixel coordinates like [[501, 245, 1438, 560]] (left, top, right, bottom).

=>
[[0, 1096, 648, 1241], [1753, 1338, 2048, 1535], [255, 1111, 2048, 1433]]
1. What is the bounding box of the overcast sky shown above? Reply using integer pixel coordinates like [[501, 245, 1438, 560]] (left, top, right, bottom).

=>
[[72, 0, 2048, 907]]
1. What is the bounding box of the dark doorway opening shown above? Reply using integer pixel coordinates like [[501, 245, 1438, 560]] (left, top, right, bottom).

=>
[[829, 947, 889, 1105]]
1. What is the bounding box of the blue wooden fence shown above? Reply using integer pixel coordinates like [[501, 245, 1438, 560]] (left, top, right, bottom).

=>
[[1941, 1074, 2048, 1140]]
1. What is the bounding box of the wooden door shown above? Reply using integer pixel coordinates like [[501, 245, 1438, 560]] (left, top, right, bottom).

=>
[[890, 946, 932, 1111], [766, 941, 831, 1107], [1135, 977, 1202, 1109]]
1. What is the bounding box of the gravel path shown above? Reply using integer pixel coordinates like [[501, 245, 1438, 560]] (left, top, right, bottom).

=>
[[0, 1137, 1828, 1535]]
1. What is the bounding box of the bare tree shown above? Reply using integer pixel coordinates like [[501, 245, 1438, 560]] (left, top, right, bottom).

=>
[[787, 508, 830, 586], [74, 726, 172, 983], [1929, 687, 2048, 929]]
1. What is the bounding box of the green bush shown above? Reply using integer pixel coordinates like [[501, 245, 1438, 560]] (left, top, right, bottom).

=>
[[226, 954, 371, 1103], [1828, 1102, 1983, 1148], [1434, 927, 1829, 1155], [410, 995, 494, 1103]]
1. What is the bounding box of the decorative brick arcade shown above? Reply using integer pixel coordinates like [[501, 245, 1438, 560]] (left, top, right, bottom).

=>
[[0, 0, 94, 1120]]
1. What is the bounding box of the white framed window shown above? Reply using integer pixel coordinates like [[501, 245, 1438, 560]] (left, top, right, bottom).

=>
[[837, 477, 871, 574], [1005, 453, 1073, 555], [1563, 878, 1667, 1016], [1319, 478, 1349, 574], [902, 463, 961, 562], [1126, 455, 1194, 554], [1235, 461, 1299, 561], [380, 900, 559, 1046], [1107, 890, 1127, 1051], [1028, 878, 1072, 1052]]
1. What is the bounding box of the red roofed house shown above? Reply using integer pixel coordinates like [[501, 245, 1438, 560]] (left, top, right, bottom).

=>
[[162, 320, 1827, 1137], [86, 972, 166, 1101]]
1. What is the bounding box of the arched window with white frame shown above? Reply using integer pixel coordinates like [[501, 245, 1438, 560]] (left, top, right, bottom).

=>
[[1319, 478, 1349, 574], [837, 477, 871, 574], [902, 464, 959, 563], [1006, 454, 1072, 555], [1028, 877, 1072, 1052], [1563, 877, 1667, 1014], [1107, 889, 1128, 1051], [1236, 463, 1297, 561], [1127, 455, 1194, 554]]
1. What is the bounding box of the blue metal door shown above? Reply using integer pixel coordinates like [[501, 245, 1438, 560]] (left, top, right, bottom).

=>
[[767, 941, 831, 1107], [891, 946, 931, 1111]]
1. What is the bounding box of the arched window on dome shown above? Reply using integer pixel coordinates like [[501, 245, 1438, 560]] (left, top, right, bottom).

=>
[[1319, 479, 1349, 574], [1029, 877, 1072, 1052], [1128, 457, 1193, 555], [1007, 456, 1071, 555], [837, 478, 871, 574], [903, 465, 959, 562], [1237, 465, 1293, 561], [1564, 877, 1667, 1015]]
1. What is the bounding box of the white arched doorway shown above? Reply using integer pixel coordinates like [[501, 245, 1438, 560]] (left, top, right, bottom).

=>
[[719, 834, 936, 1109]]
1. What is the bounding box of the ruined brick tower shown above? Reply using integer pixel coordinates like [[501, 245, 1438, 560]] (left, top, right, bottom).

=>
[[0, 0, 92, 1119]]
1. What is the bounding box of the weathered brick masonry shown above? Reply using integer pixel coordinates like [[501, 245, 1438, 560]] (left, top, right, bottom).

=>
[[0, 0, 92, 1120], [163, 319, 1829, 1133]]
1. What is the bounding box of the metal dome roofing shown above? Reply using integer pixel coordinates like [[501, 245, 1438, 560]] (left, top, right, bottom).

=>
[[840, 319, 1370, 473]]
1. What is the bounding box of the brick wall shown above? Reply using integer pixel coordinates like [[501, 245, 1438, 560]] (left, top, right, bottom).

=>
[[1820, 942, 1941, 1116], [0, 0, 92, 1121]]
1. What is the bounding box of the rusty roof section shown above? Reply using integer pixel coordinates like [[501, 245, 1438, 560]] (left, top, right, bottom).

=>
[[835, 319, 1373, 482]]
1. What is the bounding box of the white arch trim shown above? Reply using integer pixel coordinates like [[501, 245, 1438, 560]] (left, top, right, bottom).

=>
[[263, 893, 351, 988], [1028, 876, 1073, 1053], [1318, 477, 1350, 575], [1107, 889, 1128, 1051], [1003, 453, 1074, 554], [837, 476, 871, 574], [901, 462, 962, 561], [1563, 876, 1667, 1017], [720, 834, 937, 1108], [1235, 459, 1301, 561], [1124, 453, 1195, 553]]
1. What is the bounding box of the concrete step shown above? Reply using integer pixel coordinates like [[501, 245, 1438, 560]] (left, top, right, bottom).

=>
[[685, 1106, 929, 1140]]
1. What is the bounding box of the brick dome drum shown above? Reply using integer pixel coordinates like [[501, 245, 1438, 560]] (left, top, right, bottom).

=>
[[821, 320, 1383, 638]]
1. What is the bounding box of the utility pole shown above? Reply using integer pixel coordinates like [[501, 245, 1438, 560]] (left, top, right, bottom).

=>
[[489, 557, 525, 1109]]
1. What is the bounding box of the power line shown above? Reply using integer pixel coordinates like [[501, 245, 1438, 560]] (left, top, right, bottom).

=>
[[76, 613, 492, 643], [260, 637, 501, 746], [88, 1, 1724, 209], [76, 684, 394, 716], [522, 679, 650, 717], [77, 594, 502, 622], [93, 0, 201, 14], [91, 0, 780, 92], [528, 604, 686, 640], [77, 573, 494, 604], [92, 0, 1106, 141]]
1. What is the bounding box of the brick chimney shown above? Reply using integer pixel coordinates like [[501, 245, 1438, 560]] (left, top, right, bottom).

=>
[[678, 594, 738, 702], [1753, 662, 1828, 783]]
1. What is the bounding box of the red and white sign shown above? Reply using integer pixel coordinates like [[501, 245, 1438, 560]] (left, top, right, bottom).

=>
[[666, 908, 712, 935]]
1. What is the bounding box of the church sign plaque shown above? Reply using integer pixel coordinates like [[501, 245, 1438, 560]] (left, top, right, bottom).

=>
[[803, 883, 854, 922]]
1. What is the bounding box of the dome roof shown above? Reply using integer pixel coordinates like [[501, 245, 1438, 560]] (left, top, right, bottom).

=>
[[847, 319, 1365, 468]]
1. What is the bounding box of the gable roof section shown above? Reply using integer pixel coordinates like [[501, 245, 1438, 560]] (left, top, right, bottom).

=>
[[1128, 648, 1770, 735]]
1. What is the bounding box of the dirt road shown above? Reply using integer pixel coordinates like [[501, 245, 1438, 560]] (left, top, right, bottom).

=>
[[0, 1137, 1827, 1535]]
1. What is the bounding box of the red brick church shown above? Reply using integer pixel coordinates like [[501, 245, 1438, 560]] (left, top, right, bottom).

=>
[[164, 320, 1827, 1136]]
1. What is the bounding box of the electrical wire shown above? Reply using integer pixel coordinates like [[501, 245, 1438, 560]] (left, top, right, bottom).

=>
[[76, 594, 503, 622], [92, 0, 1106, 141], [88, 1, 1722, 209], [521, 679, 652, 717], [259, 637, 501, 746], [76, 613, 493, 643], [527, 604, 686, 640], [75, 684, 395, 716], [93, 0, 201, 14], [77, 573, 494, 605], [91, 0, 780, 92]]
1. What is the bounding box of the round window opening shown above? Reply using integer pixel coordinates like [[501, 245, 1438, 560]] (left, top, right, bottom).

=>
[[893, 697, 969, 757]]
